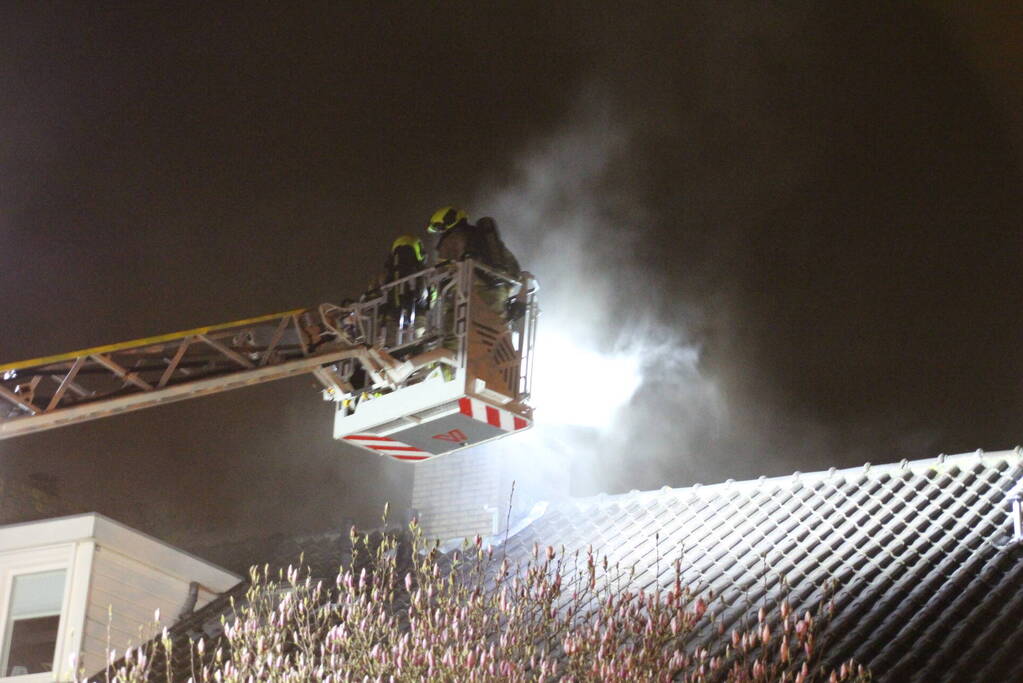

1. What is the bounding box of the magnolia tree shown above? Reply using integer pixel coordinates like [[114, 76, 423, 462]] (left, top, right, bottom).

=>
[[96, 519, 869, 682]]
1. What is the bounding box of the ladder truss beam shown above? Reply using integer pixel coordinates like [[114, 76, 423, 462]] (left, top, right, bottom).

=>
[[0, 350, 368, 441], [0, 309, 327, 439]]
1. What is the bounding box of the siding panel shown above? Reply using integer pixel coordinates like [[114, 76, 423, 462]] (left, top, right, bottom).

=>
[[89, 570, 184, 614], [81, 547, 194, 676]]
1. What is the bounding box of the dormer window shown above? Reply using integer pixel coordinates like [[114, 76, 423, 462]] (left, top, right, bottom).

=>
[[0, 514, 238, 681], [2, 570, 66, 677]]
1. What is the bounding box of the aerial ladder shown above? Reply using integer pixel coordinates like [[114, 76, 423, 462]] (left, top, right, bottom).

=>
[[0, 260, 538, 461]]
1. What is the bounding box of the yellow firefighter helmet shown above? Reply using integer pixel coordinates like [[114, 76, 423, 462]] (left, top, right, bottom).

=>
[[426, 206, 467, 233], [391, 234, 424, 262]]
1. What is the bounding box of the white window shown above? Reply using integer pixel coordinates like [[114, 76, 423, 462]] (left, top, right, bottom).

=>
[[2, 570, 67, 677], [0, 545, 73, 682]]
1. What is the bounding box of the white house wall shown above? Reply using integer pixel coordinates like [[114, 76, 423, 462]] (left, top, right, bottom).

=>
[[80, 546, 219, 676]]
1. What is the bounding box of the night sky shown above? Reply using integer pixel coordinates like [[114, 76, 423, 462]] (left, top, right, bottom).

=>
[[1, 3, 1021, 551]]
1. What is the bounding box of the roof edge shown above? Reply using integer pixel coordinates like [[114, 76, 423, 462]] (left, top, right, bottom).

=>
[[566, 446, 1023, 510], [0, 512, 241, 589]]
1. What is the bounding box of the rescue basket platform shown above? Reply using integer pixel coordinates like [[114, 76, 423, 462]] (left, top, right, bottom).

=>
[[330, 260, 538, 461]]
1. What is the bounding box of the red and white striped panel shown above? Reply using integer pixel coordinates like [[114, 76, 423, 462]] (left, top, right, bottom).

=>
[[458, 397, 530, 432], [342, 434, 431, 461]]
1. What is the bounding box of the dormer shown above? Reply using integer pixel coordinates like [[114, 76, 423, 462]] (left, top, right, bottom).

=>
[[0, 514, 239, 681]]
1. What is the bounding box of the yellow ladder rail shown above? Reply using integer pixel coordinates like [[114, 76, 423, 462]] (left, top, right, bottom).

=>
[[0, 308, 308, 373]]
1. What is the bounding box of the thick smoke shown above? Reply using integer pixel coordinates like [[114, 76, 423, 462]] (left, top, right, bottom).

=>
[[474, 98, 724, 498]]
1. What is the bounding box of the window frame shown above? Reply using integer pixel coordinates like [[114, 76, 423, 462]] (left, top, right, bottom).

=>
[[0, 546, 74, 683]]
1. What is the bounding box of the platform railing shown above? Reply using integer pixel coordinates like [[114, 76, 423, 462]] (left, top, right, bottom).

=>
[[321, 260, 537, 401]]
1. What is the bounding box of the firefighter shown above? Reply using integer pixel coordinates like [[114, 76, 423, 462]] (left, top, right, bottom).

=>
[[381, 234, 429, 345], [427, 207, 521, 318], [386, 234, 426, 281], [427, 207, 519, 276]]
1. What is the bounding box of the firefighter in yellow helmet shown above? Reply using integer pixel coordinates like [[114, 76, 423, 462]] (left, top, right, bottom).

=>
[[388, 234, 425, 280], [380, 234, 428, 344], [427, 207, 522, 326], [427, 206, 519, 276]]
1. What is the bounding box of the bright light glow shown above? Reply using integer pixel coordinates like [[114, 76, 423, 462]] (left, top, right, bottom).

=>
[[530, 328, 643, 430]]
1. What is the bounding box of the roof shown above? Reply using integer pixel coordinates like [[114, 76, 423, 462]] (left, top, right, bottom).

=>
[[0, 513, 240, 589], [501, 448, 1023, 681], [184, 525, 357, 577], [102, 448, 1023, 682]]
